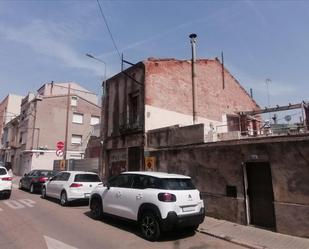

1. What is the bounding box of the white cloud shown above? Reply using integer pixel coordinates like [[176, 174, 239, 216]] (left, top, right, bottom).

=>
[[0, 20, 104, 76]]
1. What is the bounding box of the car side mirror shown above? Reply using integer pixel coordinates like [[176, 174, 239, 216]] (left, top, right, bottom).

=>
[[24, 173, 27, 176]]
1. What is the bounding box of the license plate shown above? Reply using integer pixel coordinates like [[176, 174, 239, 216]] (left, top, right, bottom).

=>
[[84, 193, 90, 198], [182, 206, 195, 212]]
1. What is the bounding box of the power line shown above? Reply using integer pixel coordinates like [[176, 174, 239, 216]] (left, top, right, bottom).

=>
[[96, 0, 122, 59]]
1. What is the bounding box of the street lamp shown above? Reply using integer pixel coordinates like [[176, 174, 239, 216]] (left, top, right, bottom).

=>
[[85, 53, 107, 178], [86, 53, 106, 82]]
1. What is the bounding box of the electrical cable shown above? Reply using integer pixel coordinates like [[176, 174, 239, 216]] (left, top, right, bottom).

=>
[[96, 0, 122, 59]]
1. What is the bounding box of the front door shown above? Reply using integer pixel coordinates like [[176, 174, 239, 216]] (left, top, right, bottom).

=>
[[128, 147, 141, 171], [246, 162, 276, 229]]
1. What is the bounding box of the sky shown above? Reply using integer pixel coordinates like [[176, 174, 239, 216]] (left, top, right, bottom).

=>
[[0, 0, 308, 122]]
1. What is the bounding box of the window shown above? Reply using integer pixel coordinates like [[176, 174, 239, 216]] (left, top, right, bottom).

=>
[[129, 94, 139, 125], [71, 134, 82, 145], [90, 116, 100, 125], [71, 96, 77, 106], [38, 171, 57, 177], [160, 178, 196, 190], [59, 172, 70, 181], [19, 132, 23, 144], [132, 175, 160, 189], [0, 168, 7, 175], [108, 174, 133, 188], [74, 174, 101, 182], [72, 113, 83, 124]]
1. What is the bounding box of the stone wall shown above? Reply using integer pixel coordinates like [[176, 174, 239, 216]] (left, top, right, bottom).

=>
[[147, 134, 309, 238]]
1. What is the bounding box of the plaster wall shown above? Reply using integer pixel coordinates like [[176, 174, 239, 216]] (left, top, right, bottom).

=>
[[145, 105, 226, 133], [148, 135, 309, 238]]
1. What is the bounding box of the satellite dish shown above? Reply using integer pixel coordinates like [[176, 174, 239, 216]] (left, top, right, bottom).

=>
[[284, 115, 292, 122]]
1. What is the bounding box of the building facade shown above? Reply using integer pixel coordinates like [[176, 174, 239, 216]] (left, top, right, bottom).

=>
[[9, 82, 101, 175], [101, 58, 260, 178], [0, 94, 23, 162], [146, 131, 309, 238]]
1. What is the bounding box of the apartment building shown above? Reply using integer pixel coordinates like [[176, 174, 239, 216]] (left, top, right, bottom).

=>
[[0, 94, 23, 162], [11, 82, 100, 175]]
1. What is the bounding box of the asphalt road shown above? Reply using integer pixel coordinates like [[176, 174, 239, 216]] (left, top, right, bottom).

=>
[[0, 180, 245, 249]]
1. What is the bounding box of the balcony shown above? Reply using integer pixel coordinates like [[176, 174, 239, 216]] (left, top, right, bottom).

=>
[[119, 122, 142, 134]]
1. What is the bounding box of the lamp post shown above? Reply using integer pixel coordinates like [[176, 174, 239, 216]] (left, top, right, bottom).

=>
[[86, 53, 107, 179], [189, 33, 197, 125], [266, 78, 271, 121]]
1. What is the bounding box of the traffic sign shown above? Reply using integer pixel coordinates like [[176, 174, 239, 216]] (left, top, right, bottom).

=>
[[56, 141, 64, 150], [145, 157, 155, 171], [56, 149, 64, 157]]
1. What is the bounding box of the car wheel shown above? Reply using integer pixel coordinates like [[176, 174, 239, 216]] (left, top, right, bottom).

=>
[[41, 187, 46, 199], [29, 184, 34, 194], [187, 225, 199, 232], [140, 212, 161, 241], [60, 191, 68, 206], [5, 191, 11, 199], [90, 198, 103, 220], [18, 181, 23, 190]]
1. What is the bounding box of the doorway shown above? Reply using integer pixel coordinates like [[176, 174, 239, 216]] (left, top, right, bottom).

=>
[[246, 162, 276, 229], [128, 147, 141, 171]]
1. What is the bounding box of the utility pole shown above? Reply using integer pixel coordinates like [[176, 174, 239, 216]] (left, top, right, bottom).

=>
[[189, 33, 197, 125], [63, 83, 71, 161], [266, 78, 271, 121]]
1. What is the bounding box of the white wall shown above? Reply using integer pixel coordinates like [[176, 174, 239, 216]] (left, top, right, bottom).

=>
[[144, 105, 228, 134], [31, 150, 85, 171], [5, 94, 22, 124]]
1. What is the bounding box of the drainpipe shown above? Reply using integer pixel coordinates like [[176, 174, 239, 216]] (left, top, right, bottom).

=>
[[189, 33, 197, 125]]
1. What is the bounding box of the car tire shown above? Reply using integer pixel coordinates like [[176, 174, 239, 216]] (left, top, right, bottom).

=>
[[41, 187, 47, 199], [140, 212, 161, 241], [29, 184, 34, 194], [5, 191, 11, 199], [60, 191, 68, 206], [187, 225, 199, 232], [90, 198, 103, 220]]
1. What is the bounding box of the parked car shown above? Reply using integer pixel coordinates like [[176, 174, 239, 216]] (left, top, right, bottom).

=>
[[42, 171, 102, 206], [19, 170, 58, 193], [89, 171, 205, 241], [0, 166, 13, 199]]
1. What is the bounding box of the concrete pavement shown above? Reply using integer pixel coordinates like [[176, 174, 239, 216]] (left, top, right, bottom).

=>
[[198, 216, 309, 249]]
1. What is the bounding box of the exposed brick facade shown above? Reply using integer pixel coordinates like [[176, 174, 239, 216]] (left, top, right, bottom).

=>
[[144, 58, 259, 122]]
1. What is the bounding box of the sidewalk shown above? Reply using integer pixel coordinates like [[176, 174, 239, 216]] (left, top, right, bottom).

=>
[[197, 216, 309, 249]]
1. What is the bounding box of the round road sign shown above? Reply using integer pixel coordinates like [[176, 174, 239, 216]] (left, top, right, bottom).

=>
[[56, 149, 64, 157], [56, 141, 65, 150]]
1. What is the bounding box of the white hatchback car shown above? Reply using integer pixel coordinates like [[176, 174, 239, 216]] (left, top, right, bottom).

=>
[[90, 171, 205, 241], [42, 171, 102, 206], [0, 166, 13, 199]]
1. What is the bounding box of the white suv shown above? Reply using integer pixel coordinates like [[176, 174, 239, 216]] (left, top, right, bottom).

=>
[[42, 171, 102, 206], [89, 171, 205, 241], [0, 166, 13, 199]]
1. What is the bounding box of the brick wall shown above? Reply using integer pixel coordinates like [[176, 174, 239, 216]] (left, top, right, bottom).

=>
[[144, 58, 259, 122]]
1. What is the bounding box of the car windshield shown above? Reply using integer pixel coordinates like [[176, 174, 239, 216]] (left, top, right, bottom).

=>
[[0, 168, 7, 175], [74, 174, 101, 182], [160, 178, 196, 190]]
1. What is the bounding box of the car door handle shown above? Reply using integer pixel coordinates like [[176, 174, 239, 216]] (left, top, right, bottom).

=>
[[136, 194, 142, 200]]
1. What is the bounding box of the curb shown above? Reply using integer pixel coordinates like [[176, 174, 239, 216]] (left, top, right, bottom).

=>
[[197, 228, 265, 249]]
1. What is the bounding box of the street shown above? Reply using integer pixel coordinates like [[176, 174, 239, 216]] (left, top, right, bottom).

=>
[[0, 180, 244, 249]]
